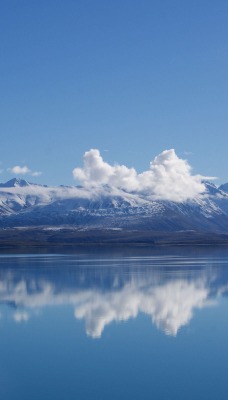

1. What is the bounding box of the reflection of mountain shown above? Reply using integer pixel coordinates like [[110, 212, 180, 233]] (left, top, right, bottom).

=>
[[0, 254, 228, 338]]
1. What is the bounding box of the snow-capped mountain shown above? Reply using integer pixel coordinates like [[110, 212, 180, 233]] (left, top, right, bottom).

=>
[[0, 178, 228, 233]]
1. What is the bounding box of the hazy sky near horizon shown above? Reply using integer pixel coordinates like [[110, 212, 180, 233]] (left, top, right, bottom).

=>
[[1, 0, 228, 186]]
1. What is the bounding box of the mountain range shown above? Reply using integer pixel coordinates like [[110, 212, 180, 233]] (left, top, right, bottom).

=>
[[0, 178, 228, 239]]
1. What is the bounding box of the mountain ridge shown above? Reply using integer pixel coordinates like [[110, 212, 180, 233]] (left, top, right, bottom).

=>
[[0, 178, 228, 235]]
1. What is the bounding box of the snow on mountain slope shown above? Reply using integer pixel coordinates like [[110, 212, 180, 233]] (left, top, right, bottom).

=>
[[219, 183, 228, 194], [0, 178, 30, 188], [0, 178, 228, 232]]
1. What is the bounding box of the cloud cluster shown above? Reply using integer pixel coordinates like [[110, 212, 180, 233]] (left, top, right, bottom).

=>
[[8, 165, 42, 177], [72, 149, 207, 202]]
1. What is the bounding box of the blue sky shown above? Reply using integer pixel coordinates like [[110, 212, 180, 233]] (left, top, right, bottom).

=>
[[1, 0, 228, 185]]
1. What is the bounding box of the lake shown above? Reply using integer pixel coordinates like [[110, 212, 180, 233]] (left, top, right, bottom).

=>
[[0, 246, 228, 400]]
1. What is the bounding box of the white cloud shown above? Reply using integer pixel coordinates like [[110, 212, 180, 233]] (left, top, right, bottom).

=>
[[8, 165, 42, 177], [30, 171, 42, 177], [9, 165, 31, 175], [72, 149, 209, 202]]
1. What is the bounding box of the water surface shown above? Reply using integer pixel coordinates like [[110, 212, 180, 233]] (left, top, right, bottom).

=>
[[0, 246, 228, 399]]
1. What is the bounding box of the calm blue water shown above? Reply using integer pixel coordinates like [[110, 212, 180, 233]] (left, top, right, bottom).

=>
[[0, 246, 228, 400]]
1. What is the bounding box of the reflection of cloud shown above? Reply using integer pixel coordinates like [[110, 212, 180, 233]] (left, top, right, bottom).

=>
[[148, 281, 209, 335], [13, 311, 29, 323], [0, 271, 221, 338], [75, 280, 210, 337]]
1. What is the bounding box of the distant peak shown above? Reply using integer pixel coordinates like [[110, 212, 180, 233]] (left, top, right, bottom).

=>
[[202, 180, 217, 188], [0, 178, 30, 188]]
